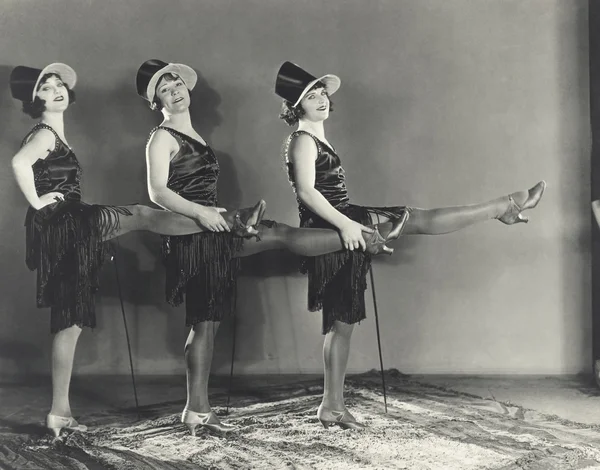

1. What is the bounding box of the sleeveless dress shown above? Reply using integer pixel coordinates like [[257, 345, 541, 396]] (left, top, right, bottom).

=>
[[150, 126, 243, 325], [284, 130, 409, 334], [23, 123, 130, 333]]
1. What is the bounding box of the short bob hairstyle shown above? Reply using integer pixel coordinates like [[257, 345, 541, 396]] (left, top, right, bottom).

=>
[[278, 81, 334, 126], [150, 72, 191, 111], [22, 73, 76, 119]]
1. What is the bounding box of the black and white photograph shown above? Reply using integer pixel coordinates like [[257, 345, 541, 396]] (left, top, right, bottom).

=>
[[0, 1, 596, 468]]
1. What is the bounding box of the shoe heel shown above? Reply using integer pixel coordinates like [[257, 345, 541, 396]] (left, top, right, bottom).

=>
[[49, 427, 62, 438], [319, 419, 331, 429], [185, 423, 198, 436]]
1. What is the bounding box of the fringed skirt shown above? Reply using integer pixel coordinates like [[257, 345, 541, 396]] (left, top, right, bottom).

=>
[[162, 232, 244, 325], [25, 199, 131, 334], [300, 203, 408, 334]]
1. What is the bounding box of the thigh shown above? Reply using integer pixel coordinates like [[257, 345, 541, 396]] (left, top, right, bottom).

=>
[[233, 224, 288, 258]]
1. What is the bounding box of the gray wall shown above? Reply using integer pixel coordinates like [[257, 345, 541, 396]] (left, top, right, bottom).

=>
[[0, 0, 590, 377]]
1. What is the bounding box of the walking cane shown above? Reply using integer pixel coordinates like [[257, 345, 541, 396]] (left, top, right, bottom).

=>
[[112, 240, 140, 419], [226, 284, 239, 415], [369, 266, 388, 413]]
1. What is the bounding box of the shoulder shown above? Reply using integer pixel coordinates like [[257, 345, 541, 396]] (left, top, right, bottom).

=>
[[147, 127, 179, 153], [288, 132, 318, 161], [22, 127, 56, 152]]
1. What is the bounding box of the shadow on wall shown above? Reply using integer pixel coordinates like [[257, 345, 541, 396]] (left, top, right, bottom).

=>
[[558, 2, 592, 372], [0, 61, 421, 377], [0, 64, 53, 374], [76, 68, 308, 373]]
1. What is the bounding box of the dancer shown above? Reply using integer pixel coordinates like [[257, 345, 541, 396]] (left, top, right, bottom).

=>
[[137, 59, 393, 436], [275, 61, 546, 429], [10, 63, 281, 437]]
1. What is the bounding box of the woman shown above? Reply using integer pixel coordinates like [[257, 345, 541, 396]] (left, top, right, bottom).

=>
[[275, 61, 546, 429], [9, 63, 277, 438], [136, 59, 397, 436]]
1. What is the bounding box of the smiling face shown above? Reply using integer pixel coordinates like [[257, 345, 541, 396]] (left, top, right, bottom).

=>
[[35, 74, 69, 113], [298, 86, 330, 123], [154, 74, 190, 114]]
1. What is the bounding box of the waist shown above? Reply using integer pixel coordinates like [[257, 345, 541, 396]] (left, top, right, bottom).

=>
[[170, 188, 217, 206]]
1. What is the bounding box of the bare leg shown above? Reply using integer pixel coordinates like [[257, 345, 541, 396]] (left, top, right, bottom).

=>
[[106, 206, 389, 256], [234, 223, 345, 257], [185, 321, 219, 413], [321, 321, 354, 411], [49, 325, 82, 417], [316, 321, 364, 429], [105, 205, 204, 240], [373, 184, 545, 237]]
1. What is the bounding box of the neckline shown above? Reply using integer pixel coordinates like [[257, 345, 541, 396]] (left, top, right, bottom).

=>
[[294, 130, 336, 154], [158, 126, 209, 148], [36, 122, 73, 151]]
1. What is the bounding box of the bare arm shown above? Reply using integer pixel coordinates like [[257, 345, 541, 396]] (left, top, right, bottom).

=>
[[592, 200, 600, 229], [146, 130, 229, 232], [289, 134, 372, 251], [12, 129, 64, 210]]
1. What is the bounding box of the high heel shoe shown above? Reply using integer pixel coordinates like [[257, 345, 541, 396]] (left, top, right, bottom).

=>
[[316, 404, 366, 430], [364, 226, 394, 255], [223, 199, 267, 239], [181, 408, 239, 436], [46, 414, 88, 438], [497, 180, 546, 225], [383, 209, 411, 243]]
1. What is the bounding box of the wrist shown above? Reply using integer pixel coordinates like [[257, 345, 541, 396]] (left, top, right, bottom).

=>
[[337, 217, 352, 229], [31, 197, 43, 210], [192, 204, 208, 218]]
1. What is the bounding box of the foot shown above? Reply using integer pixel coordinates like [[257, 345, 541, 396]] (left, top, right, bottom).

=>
[[363, 226, 393, 255], [383, 209, 411, 242], [46, 413, 88, 438], [317, 404, 366, 430], [181, 408, 239, 436], [497, 180, 546, 225], [225, 200, 267, 239]]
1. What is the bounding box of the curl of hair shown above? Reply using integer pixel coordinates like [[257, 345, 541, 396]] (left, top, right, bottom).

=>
[[278, 82, 333, 126], [22, 73, 76, 119], [150, 72, 191, 111]]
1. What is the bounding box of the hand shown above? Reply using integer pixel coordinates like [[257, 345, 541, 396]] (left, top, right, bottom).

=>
[[194, 206, 231, 232], [35, 192, 64, 209], [339, 220, 374, 251]]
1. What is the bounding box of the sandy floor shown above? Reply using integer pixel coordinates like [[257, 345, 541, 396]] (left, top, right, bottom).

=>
[[2, 371, 600, 469]]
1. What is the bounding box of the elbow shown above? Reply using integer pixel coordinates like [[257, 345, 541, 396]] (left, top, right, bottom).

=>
[[148, 187, 166, 206], [296, 187, 314, 204], [11, 157, 23, 174]]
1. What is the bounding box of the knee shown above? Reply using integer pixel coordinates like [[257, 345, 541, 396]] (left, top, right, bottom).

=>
[[192, 320, 219, 338], [54, 324, 82, 342], [332, 321, 354, 338], [131, 204, 152, 219], [404, 208, 428, 234], [128, 205, 154, 231]]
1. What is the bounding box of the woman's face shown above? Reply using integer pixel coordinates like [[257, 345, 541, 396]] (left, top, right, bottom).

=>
[[156, 75, 190, 114], [36, 75, 69, 113], [298, 86, 330, 122]]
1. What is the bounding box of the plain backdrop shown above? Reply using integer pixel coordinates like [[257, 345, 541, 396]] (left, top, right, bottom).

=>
[[0, 0, 590, 377]]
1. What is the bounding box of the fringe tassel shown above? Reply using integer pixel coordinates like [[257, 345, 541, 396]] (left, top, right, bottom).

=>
[[162, 232, 244, 325], [25, 199, 132, 333], [300, 203, 408, 334]]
